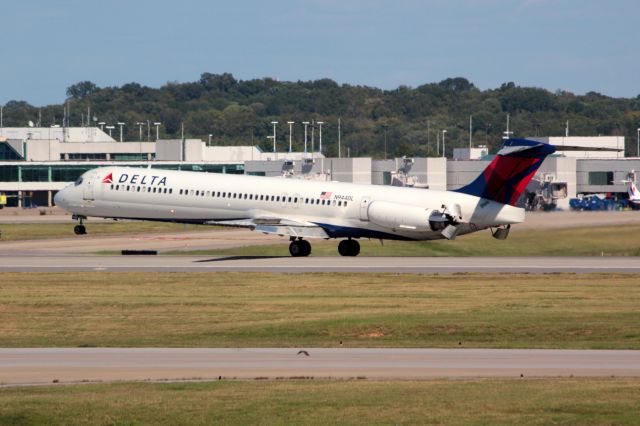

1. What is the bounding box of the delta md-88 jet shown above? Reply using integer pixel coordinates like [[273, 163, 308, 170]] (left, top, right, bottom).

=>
[[54, 139, 559, 257]]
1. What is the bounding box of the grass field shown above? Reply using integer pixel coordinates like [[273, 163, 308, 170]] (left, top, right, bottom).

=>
[[1, 379, 639, 425], [1, 272, 639, 349], [168, 224, 640, 257], [0, 222, 202, 241]]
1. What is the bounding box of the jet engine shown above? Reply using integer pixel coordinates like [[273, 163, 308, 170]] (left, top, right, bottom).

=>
[[367, 201, 433, 232], [367, 201, 463, 239]]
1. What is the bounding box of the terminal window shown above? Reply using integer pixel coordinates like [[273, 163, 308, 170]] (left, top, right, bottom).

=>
[[588, 171, 614, 185]]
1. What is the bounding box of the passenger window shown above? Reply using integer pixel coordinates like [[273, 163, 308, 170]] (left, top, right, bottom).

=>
[[338, 201, 342, 206], [137, 187, 141, 192], [344, 201, 348, 207], [288, 197, 292, 203], [169, 189, 173, 194], [332, 200, 336, 206], [271, 196, 274, 201], [179, 189, 183, 195], [115, 185, 119, 190], [126, 185, 130, 191], [294, 197, 298, 203]]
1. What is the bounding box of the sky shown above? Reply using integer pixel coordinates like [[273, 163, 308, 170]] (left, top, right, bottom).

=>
[[1, 0, 638, 106]]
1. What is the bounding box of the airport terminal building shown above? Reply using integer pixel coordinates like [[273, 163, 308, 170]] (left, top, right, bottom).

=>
[[0, 126, 636, 210]]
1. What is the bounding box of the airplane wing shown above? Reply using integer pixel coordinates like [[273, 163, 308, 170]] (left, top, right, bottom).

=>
[[205, 217, 330, 239]]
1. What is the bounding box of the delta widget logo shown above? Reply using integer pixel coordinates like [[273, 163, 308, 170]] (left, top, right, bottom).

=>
[[102, 173, 113, 184]]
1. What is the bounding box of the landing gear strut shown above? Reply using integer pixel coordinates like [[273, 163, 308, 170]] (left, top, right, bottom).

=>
[[73, 216, 87, 235], [289, 239, 311, 257], [338, 239, 360, 257]]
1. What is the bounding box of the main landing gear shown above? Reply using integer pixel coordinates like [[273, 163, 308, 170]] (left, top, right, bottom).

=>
[[73, 215, 87, 235], [288, 238, 361, 257], [338, 239, 360, 257], [289, 238, 311, 257]]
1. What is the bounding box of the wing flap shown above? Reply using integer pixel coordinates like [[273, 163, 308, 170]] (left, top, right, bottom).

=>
[[205, 217, 329, 239]]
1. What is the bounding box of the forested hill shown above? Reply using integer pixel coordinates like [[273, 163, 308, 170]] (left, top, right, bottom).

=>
[[3, 73, 640, 158]]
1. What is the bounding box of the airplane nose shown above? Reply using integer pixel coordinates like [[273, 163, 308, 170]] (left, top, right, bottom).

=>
[[54, 188, 67, 209]]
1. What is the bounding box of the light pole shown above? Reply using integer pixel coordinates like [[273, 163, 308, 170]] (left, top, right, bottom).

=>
[[208, 134, 212, 145], [383, 124, 388, 159], [502, 113, 513, 140], [154, 122, 162, 141], [317, 121, 324, 154], [270, 121, 278, 153], [442, 129, 447, 158], [637, 128, 640, 157], [147, 120, 150, 142], [117, 122, 125, 142], [311, 120, 315, 153], [136, 122, 145, 141], [302, 121, 309, 154], [98, 121, 105, 131], [105, 125, 115, 137], [287, 121, 295, 153]]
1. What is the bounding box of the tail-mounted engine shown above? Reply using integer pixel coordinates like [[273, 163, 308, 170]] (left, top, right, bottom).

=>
[[428, 204, 463, 240], [366, 201, 463, 240]]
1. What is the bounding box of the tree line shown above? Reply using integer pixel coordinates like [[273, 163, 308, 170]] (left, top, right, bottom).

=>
[[2, 73, 640, 158]]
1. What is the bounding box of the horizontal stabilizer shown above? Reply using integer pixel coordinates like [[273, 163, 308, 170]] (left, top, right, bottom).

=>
[[553, 145, 623, 152]]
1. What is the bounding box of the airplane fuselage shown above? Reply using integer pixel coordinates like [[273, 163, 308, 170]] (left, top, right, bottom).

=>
[[55, 166, 524, 241]]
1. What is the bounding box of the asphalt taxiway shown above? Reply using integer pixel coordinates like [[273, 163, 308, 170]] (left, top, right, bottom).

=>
[[0, 254, 639, 273], [1, 348, 638, 386]]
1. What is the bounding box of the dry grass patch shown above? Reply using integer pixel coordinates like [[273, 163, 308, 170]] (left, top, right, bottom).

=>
[[0, 272, 639, 348], [0, 379, 639, 425]]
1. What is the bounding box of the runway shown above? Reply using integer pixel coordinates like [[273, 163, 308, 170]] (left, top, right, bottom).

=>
[[1, 254, 639, 273], [1, 348, 638, 386]]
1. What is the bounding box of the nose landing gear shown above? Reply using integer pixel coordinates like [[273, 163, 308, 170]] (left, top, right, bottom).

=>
[[289, 239, 311, 257], [73, 215, 87, 235], [338, 239, 360, 257]]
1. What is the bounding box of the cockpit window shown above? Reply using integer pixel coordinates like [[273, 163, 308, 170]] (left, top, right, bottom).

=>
[[74, 177, 84, 186]]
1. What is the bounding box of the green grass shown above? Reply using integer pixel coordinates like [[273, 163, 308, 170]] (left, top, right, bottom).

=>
[[167, 224, 640, 256], [1, 379, 639, 425], [0, 222, 204, 241], [1, 272, 639, 349]]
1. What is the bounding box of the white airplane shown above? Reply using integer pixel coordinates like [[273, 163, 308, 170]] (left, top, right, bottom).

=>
[[54, 138, 556, 256], [621, 170, 640, 207]]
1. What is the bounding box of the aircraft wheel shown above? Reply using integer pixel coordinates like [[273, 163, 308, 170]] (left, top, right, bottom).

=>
[[74, 225, 86, 235], [289, 240, 309, 257], [338, 239, 360, 256], [300, 239, 311, 257], [348, 239, 360, 256]]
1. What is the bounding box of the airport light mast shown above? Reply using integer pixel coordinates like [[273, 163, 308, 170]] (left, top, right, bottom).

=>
[[154, 122, 162, 141], [442, 129, 447, 158], [317, 121, 324, 154], [287, 121, 295, 153], [117, 122, 125, 142], [105, 125, 115, 138], [136, 122, 145, 141], [270, 121, 278, 153], [302, 121, 309, 154], [637, 128, 640, 157]]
